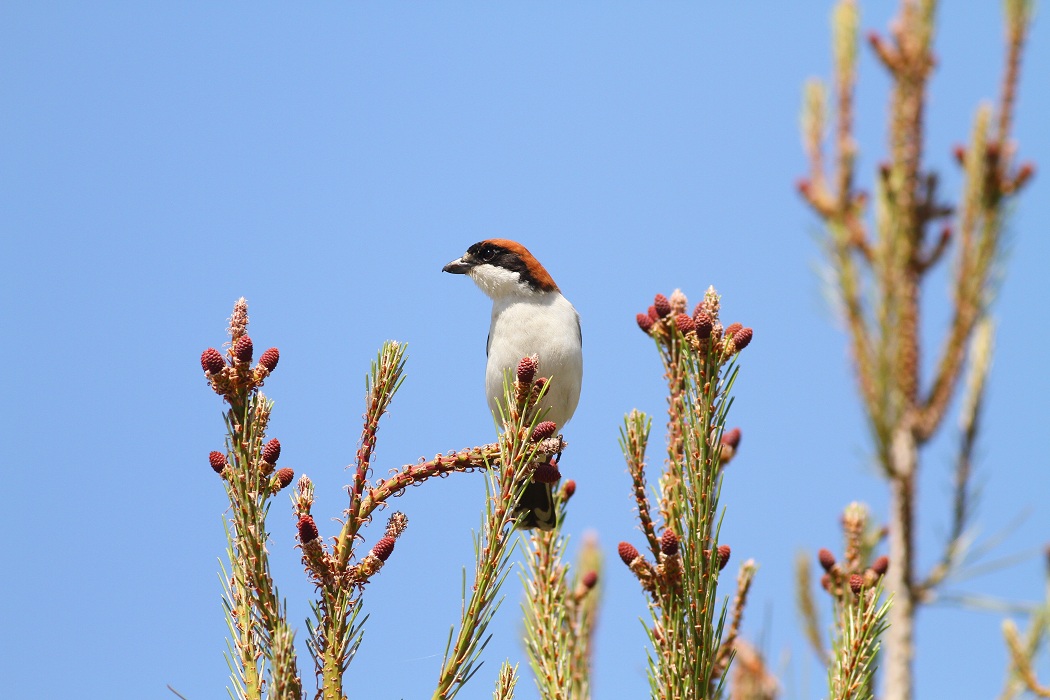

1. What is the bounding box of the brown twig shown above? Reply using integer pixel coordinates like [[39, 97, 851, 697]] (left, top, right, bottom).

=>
[[915, 225, 951, 273], [995, 0, 1032, 159], [917, 319, 992, 596], [334, 443, 501, 568]]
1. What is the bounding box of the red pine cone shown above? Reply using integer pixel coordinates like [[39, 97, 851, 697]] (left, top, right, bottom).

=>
[[373, 535, 396, 562], [937, 226, 952, 247], [674, 313, 695, 334], [693, 310, 713, 339], [653, 294, 671, 318], [733, 327, 753, 351], [275, 467, 295, 489], [533, 460, 562, 484], [849, 573, 864, 595], [297, 515, 319, 543], [259, 347, 280, 371], [647, 305, 659, 321], [581, 571, 598, 589], [561, 480, 576, 501], [517, 356, 537, 385], [209, 451, 227, 473], [721, 427, 742, 449], [717, 544, 732, 570], [660, 530, 680, 556], [233, 335, 254, 363], [618, 541, 640, 566], [1015, 162, 1035, 188], [724, 323, 743, 338], [636, 313, 654, 334], [201, 348, 225, 374], [818, 548, 836, 572], [531, 421, 558, 441], [263, 438, 281, 464], [871, 555, 889, 576]]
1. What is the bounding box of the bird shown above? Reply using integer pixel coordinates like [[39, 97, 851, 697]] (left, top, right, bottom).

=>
[[443, 238, 583, 530]]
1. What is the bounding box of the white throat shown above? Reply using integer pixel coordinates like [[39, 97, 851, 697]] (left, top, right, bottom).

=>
[[468, 264, 538, 300]]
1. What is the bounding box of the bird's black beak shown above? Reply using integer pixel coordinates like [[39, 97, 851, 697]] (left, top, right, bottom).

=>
[[442, 256, 473, 274]]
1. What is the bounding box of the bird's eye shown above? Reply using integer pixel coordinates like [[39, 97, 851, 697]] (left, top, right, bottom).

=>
[[479, 246, 497, 262]]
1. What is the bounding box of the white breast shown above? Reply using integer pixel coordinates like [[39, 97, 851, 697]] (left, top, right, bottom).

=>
[[484, 292, 583, 429]]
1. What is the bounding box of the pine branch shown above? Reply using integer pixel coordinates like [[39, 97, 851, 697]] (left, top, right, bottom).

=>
[[522, 508, 572, 699], [622, 288, 755, 699], [828, 584, 891, 700], [344, 341, 407, 564], [1003, 620, 1050, 698], [521, 490, 600, 700], [493, 661, 519, 700], [796, 552, 829, 665], [433, 361, 551, 700], [798, 2, 1036, 697], [621, 412, 662, 562], [202, 299, 302, 700]]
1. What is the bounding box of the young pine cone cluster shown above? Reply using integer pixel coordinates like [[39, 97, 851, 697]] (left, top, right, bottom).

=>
[[636, 288, 754, 358]]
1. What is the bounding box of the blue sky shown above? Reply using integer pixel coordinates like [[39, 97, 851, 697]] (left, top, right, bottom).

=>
[[2, 3, 1048, 699]]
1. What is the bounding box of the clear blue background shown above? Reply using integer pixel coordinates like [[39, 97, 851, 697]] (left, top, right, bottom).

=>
[[2, 3, 1047, 698]]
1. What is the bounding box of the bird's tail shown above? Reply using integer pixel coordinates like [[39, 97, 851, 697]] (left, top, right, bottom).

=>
[[514, 480, 557, 531]]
